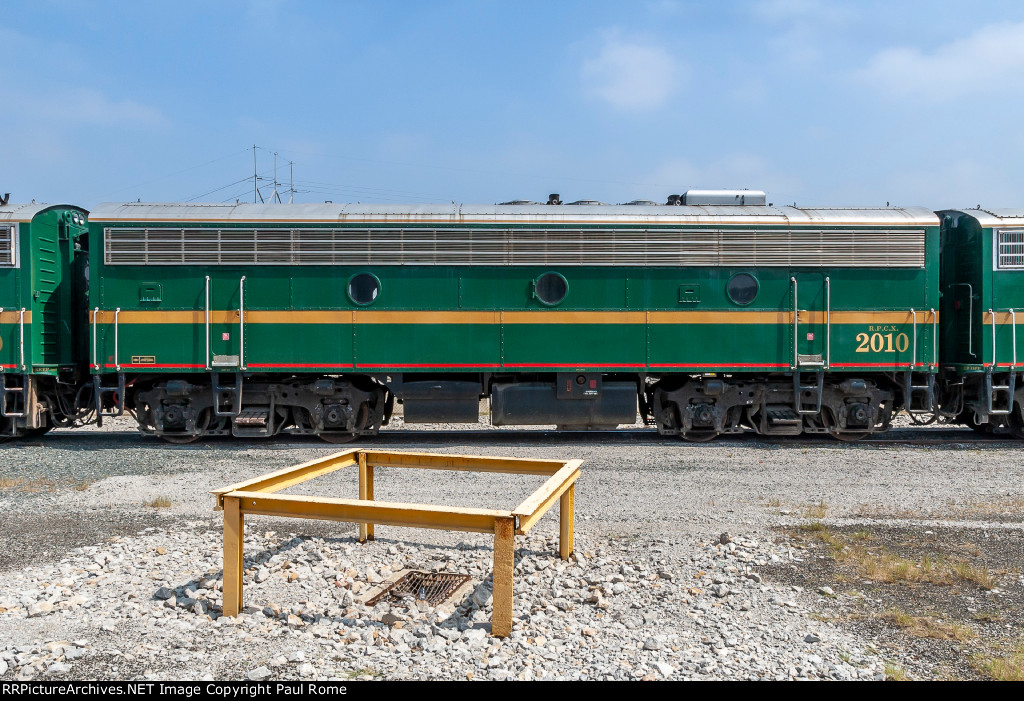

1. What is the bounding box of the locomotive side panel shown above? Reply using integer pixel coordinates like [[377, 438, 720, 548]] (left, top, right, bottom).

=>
[[87, 202, 940, 442]]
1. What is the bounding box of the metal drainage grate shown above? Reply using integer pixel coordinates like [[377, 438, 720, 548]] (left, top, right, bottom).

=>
[[366, 571, 472, 607]]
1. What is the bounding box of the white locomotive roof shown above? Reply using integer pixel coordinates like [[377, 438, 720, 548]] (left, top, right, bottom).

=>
[[944, 208, 1024, 227], [91, 202, 939, 227], [0, 203, 87, 223]]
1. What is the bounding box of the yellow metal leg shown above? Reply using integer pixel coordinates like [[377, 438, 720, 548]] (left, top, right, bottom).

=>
[[222, 496, 244, 617], [492, 516, 515, 637], [559, 483, 575, 560], [366, 465, 374, 541], [358, 453, 375, 542]]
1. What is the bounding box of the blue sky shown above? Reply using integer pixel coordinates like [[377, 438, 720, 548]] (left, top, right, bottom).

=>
[[3, 0, 1024, 210]]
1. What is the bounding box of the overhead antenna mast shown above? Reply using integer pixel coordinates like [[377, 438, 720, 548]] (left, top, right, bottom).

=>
[[288, 161, 295, 204], [271, 152, 282, 204], [253, 144, 258, 204]]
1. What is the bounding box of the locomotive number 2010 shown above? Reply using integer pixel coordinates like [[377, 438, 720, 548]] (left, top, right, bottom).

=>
[[855, 332, 910, 353]]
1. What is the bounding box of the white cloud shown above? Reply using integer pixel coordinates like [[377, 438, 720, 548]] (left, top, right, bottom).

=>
[[859, 21, 1024, 100], [752, 0, 854, 25], [751, 0, 856, 66], [71, 89, 166, 128], [6, 88, 166, 131], [581, 33, 682, 111]]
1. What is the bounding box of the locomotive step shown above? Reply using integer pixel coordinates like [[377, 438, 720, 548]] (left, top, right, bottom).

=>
[[0, 373, 28, 418], [766, 406, 802, 425], [233, 409, 269, 427]]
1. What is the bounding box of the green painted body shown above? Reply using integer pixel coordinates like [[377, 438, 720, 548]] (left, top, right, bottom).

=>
[[939, 211, 1024, 374], [88, 220, 941, 377], [0, 206, 88, 376]]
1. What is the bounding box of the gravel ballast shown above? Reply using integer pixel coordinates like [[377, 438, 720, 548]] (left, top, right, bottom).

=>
[[1, 416, 1022, 680]]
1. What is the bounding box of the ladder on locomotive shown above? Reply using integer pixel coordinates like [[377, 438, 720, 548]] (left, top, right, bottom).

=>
[[903, 309, 937, 414], [91, 307, 126, 422], [985, 308, 1017, 416], [790, 277, 825, 416], [0, 307, 28, 421]]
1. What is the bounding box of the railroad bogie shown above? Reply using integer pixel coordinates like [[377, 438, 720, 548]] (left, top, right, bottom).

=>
[[650, 374, 893, 441], [133, 374, 388, 443]]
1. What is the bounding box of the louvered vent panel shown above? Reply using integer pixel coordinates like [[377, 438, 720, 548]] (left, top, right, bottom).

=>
[[0, 226, 14, 266], [104, 227, 926, 267], [997, 229, 1024, 269]]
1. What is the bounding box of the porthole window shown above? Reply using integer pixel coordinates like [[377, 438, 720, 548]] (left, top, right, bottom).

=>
[[347, 273, 380, 305], [726, 273, 758, 306], [535, 272, 568, 306]]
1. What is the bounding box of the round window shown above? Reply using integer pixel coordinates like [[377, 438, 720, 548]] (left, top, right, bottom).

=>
[[535, 272, 568, 306], [347, 273, 380, 306], [726, 273, 758, 306]]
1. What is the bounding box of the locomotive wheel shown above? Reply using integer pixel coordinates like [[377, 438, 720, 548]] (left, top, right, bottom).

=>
[[681, 430, 718, 443], [317, 403, 372, 444], [958, 411, 994, 434], [25, 426, 53, 438], [1007, 408, 1024, 440], [161, 433, 203, 444], [829, 431, 871, 443], [318, 431, 359, 444], [159, 408, 212, 444]]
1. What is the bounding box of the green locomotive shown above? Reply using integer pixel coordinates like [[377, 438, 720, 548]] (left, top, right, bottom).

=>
[[9, 192, 1023, 443], [82, 193, 942, 442], [938, 209, 1024, 437], [0, 202, 90, 439]]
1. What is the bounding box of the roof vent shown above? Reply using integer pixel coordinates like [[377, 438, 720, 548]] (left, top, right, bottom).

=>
[[547, 194, 562, 205], [499, 200, 540, 205], [566, 200, 607, 206], [624, 200, 659, 206], [0, 194, 9, 206], [682, 189, 766, 206]]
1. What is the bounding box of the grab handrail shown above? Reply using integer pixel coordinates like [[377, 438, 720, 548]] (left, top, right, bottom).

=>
[[19, 308, 26, 371], [931, 308, 937, 370], [205, 276, 211, 371], [790, 277, 798, 369], [114, 308, 121, 372], [1012, 309, 1018, 370], [910, 308, 916, 370], [239, 276, 246, 370], [92, 307, 99, 371], [825, 276, 831, 369], [990, 308, 996, 369]]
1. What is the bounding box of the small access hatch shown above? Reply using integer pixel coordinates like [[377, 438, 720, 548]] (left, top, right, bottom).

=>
[[679, 284, 701, 303]]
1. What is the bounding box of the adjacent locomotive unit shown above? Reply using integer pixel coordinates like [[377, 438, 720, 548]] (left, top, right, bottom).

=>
[[0, 202, 90, 440], [87, 195, 941, 442], [938, 209, 1024, 437]]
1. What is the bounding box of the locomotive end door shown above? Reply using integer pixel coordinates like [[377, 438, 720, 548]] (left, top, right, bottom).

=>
[[791, 272, 827, 369]]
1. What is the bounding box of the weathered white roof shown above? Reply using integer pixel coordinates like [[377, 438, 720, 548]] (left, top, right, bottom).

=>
[[0, 203, 87, 223], [91, 202, 939, 227], [943, 208, 1024, 227]]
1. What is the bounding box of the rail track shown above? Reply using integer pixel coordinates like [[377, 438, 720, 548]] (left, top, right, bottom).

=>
[[31, 426, 1024, 449]]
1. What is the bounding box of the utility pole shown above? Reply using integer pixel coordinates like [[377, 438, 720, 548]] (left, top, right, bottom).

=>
[[289, 161, 295, 204], [253, 144, 258, 204], [271, 152, 282, 204]]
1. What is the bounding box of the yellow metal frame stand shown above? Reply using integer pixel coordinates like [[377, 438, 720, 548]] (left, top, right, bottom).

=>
[[212, 449, 581, 637]]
